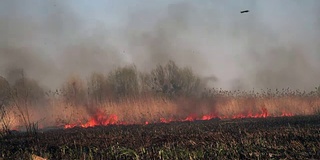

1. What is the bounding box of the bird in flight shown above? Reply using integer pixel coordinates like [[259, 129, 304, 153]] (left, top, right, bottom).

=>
[[240, 10, 249, 13]]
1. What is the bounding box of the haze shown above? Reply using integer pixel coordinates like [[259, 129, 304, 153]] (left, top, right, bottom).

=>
[[1, 0, 319, 91]]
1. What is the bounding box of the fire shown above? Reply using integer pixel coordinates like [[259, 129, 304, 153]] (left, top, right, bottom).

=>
[[81, 113, 118, 128], [64, 110, 118, 129], [64, 107, 294, 129]]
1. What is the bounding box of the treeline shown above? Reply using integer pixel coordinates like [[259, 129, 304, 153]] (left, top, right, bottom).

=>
[[2, 59, 320, 109], [0, 60, 205, 107], [0, 60, 204, 133], [2, 59, 320, 108]]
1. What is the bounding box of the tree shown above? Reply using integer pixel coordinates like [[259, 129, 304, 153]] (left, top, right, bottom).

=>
[[87, 72, 111, 103], [0, 76, 11, 107], [9, 70, 45, 134], [107, 65, 140, 99], [0, 76, 11, 134], [149, 60, 202, 98], [61, 75, 87, 106]]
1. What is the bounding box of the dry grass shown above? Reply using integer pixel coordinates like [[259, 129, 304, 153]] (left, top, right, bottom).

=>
[[2, 93, 320, 130], [100, 97, 178, 123], [215, 96, 320, 116], [2, 62, 320, 131], [36, 96, 179, 127]]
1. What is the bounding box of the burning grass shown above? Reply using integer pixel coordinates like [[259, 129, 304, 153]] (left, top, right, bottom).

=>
[[59, 95, 319, 129], [1, 61, 320, 131], [1, 61, 320, 159], [1, 91, 320, 131]]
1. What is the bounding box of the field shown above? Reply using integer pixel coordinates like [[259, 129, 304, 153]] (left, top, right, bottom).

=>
[[1, 115, 319, 159], [1, 61, 320, 159], [2, 0, 320, 159]]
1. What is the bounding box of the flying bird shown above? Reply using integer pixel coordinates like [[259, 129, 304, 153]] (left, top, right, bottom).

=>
[[240, 10, 249, 13]]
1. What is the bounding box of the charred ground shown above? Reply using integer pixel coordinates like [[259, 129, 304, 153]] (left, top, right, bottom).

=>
[[1, 115, 320, 159]]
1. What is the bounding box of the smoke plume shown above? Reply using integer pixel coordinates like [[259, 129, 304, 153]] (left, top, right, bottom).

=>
[[0, 0, 320, 90]]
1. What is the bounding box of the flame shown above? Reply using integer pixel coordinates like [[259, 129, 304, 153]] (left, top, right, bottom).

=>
[[64, 107, 293, 129], [64, 110, 118, 128], [81, 113, 118, 128]]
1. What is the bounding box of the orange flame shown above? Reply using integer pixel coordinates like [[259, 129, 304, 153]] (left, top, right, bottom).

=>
[[64, 110, 118, 128], [64, 107, 293, 129]]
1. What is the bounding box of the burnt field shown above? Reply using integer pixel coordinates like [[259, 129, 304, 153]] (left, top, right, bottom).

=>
[[2, 1, 320, 159], [1, 62, 320, 160], [1, 115, 320, 159]]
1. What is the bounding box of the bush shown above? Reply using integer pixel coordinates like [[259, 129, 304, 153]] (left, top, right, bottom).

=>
[[0, 76, 11, 107], [8, 70, 45, 134], [107, 65, 140, 99], [0, 76, 11, 135], [315, 85, 320, 96], [87, 72, 111, 103], [61, 75, 87, 106], [148, 60, 202, 98], [11, 77, 45, 104]]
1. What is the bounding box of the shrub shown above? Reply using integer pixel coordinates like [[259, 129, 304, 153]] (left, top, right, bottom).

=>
[[0, 76, 11, 106], [0, 76, 11, 135], [148, 60, 202, 98], [315, 85, 320, 96], [8, 70, 45, 134], [107, 65, 140, 99], [61, 75, 87, 106], [11, 77, 45, 104], [87, 72, 111, 103]]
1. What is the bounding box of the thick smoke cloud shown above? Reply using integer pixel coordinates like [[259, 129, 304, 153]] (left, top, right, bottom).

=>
[[0, 0, 319, 91], [234, 1, 320, 91]]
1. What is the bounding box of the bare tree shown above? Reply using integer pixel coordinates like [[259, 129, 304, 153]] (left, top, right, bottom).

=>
[[108, 65, 140, 99], [149, 60, 202, 98], [0, 76, 11, 135], [9, 69, 45, 134], [87, 72, 111, 104], [61, 75, 87, 106]]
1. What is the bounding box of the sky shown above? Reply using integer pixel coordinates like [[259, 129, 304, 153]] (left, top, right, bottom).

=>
[[0, 0, 320, 91]]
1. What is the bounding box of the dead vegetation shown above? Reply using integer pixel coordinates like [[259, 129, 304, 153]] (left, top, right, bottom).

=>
[[0, 60, 320, 132]]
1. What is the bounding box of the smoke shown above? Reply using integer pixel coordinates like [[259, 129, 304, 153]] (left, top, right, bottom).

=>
[[0, 1, 122, 89], [0, 0, 320, 91]]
